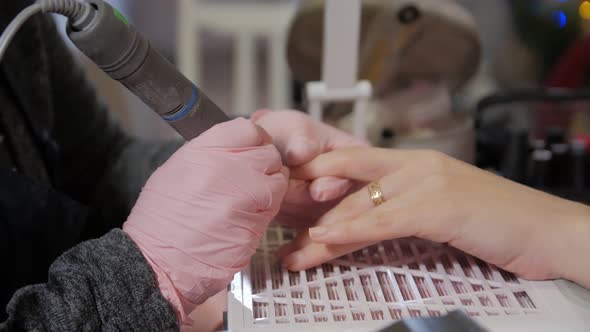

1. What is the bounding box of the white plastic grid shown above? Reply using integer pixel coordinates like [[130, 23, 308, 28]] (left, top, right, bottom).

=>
[[243, 228, 540, 322], [229, 226, 590, 331]]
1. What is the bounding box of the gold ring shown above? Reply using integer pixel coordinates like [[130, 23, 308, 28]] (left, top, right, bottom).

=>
[[368, 182, 385, 206]]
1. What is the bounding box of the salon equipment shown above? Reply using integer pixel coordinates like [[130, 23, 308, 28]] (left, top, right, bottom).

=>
[[476, 88, 590, 202], [499, 130, 528, 183], [528, 149, 552, 189], [572, 140, 586, 193], [0, 0, 229, 140], [227, 226, 590, 331]]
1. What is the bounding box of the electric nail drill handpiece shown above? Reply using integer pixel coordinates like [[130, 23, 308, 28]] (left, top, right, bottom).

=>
[[0, 0, 229, 140], [67, 0, 229, 140]]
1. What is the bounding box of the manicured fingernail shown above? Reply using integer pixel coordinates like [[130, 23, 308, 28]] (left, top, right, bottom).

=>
[[309, 226, 328, 238], [310, 178, 352, 202]]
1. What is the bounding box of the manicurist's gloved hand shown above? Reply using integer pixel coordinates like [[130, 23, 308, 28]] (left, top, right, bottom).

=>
[[122, 119, 288, 324], [252, 110, 369, 228]]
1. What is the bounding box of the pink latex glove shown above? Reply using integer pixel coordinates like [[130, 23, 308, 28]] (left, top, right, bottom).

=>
[[123, 118, 288, 324], [252, 110, 369, 228]]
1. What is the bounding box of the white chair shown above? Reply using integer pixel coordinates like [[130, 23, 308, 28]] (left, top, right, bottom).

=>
[[177, 0, 297, 117]]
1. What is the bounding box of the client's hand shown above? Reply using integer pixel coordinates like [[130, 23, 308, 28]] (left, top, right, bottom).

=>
[[123, 119, 288, 324], [281, 147, 590, 289], [253, 110, 368, 227]]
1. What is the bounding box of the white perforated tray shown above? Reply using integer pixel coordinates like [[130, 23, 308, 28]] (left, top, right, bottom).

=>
[[228, 227, 590, 331]]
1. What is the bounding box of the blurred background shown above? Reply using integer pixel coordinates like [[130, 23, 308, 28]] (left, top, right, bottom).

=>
[[62, 0, 590, 200]]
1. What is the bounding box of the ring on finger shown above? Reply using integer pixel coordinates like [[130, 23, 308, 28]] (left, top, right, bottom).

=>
[[368, 181, 386, 207]]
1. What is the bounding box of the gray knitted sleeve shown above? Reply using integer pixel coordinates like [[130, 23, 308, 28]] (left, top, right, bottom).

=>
[[0, 229, 179, 332]]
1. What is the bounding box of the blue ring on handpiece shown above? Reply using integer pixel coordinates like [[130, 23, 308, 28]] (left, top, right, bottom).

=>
[[163, 86, 199, 122]]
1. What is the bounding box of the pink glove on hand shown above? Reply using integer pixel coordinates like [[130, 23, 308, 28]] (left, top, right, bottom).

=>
[[252, 110, 369, 228], [123, 119, 288, 324]]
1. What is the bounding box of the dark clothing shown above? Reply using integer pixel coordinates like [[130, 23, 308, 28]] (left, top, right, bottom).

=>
[[3, 230, 178, 332], [0, 173, 89, 315], [0, 0, 181, 330]]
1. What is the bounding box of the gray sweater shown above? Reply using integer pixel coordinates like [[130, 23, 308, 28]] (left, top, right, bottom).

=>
[[2, 231, 179, 331], [0, 0, 181, 330]]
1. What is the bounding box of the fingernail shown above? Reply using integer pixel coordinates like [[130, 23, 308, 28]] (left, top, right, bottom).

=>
[[309, 226, 328, 238], [310, 178, 352, 202]]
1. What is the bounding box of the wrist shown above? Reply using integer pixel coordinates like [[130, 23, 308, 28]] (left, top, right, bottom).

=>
[[123, 226, 194, 325], [143, 252, 193, 325], [553, 206, 590, 288]]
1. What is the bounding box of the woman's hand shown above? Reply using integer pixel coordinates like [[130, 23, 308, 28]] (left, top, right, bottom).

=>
[[280, 147, 590, 289], [122, 119, 288, 324], [253, 110, 368, 228]]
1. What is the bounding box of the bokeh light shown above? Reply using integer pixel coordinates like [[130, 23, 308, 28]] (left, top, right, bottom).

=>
[[580, 1, 590, 20], [552, 10, 568, 28]]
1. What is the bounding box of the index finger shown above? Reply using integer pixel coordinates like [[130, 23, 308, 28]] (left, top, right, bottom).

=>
[[291, 147, 408, 182]]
